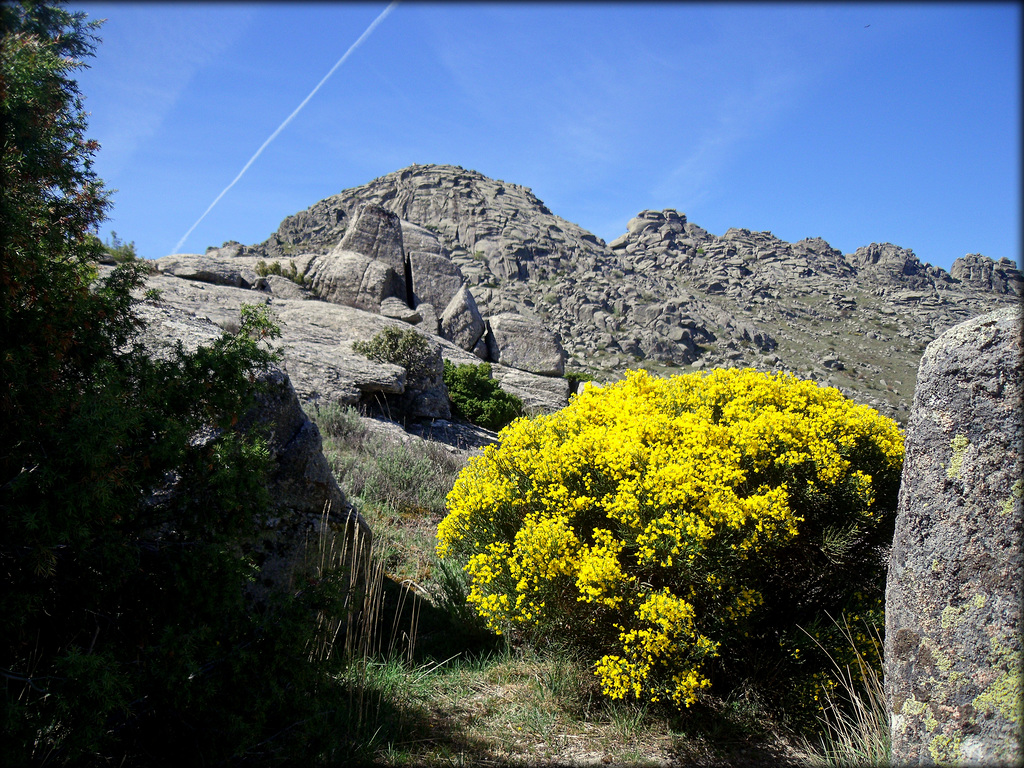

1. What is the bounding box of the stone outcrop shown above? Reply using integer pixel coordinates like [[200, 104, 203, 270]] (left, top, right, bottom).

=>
[[308, 244, 404, 312], [885, 306, 1023, 766], [241, 164, 1020, 425], [153, 251, 315, 291], [487, 312, 565, 376], [128, 267, 568, 421], [491, 366, 572, 412], [337, 204, 408, 293], [134, 301, 371, 596], [259, 164, 608, 282], [951, 253, 1023, 296]]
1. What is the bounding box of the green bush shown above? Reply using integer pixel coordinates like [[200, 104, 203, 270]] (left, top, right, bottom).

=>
[[353, 326, 437, 386], [1, 5, 357, 762], [256, 257, 305, 285], [102, 230, 139, 262], [315, 400, 369, 446], [437, 368, 903, 715], [443, 360, 524, 431]]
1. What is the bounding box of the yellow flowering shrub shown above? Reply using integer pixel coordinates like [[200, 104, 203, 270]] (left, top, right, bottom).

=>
[[437, 368, 903, 709]]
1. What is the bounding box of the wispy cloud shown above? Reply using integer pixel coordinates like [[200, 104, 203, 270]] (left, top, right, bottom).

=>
[[81, 4, 256, 176], [652, 69, 803, 209], [173, 2, 399, 254]]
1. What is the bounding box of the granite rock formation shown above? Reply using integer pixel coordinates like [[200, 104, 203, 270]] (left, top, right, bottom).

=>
[[137, 265, 569, 418], [242, 163, 1020, 424], [135, 301, 371, 596], [885, 306, 1023, 766]]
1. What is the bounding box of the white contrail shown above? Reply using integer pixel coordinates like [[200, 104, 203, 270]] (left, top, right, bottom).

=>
[[173, 1, 398, 254]]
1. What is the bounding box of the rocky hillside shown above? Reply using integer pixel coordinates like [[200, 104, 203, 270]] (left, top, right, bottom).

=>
[[222, 163, 1019, 423]]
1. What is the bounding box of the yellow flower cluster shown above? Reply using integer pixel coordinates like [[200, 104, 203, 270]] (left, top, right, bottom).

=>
[[437, 368, 903, 707], [595, 589, 718, 706]]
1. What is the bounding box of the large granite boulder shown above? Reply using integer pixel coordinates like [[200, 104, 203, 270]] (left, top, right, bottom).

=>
[[154, 253, 258, 288], [440, 284, 486, 353], [135, 302, 371, 597], [337, 204, 408, 289], [486, 312, 565, 376], [885, 306, 1023, 766], [256, 273, 311, 300], [411, 250, 465, 311], [400, 219, 447, 257], [307, 203, 413, 311], [307, 247, 403, 312], [490, 365, 572, 413]]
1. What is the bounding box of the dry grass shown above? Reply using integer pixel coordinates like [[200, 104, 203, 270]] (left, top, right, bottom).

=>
[[305, 402, 868, 767], [794, 617, 891, 767]]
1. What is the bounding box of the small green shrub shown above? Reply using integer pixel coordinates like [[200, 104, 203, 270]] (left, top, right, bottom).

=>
[[255, 258, 305, 285], [443, 360, 523, 432], [103, 231, 138, 263], [353, 326, 438, 392], [315, 401, 369, 446], [564, 370, 594, 386]]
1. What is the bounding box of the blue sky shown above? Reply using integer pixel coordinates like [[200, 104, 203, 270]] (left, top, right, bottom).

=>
[[70, 2, 1020, 271]]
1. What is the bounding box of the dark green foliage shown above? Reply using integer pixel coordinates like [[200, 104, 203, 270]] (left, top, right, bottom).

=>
[[443, 360, 523, 431], [1, 4, 358, 763], [564, 370, 594, 387], [353, 326, 437, 384]]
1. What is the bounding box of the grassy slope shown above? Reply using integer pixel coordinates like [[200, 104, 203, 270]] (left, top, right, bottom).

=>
[[310, 402, 887, 767]]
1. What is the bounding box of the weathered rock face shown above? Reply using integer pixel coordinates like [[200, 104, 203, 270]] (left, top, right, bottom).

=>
[[491, 365, 572, 413], [131, 268, 565, 421], [401, 219, 447, 257], [848, 242, 948, 291], [134, 301, 371, 596], [440, 284, 485, 353], [338, 204, 408, 292], [306, 203, 422, 312], [410, 250, 465, 312], [885, 306, 1023, 766], [487, 312, 566, 376], [308, 245, 404, 312], [951, 253, 1024, 296], [259, 163, 608, 280], [244, 164, 1020, 425]]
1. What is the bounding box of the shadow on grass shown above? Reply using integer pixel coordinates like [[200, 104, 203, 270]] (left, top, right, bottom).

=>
[[345, 578, 807, 767], [334, 574, 518, 766]]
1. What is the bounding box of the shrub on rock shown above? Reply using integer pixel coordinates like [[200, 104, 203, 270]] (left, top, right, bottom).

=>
[[353, 326, 438, 388], [437, 368, 903, 711], [443, 360, 523, 431]]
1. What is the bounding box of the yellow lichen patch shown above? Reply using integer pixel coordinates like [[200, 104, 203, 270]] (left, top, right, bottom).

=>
[[1000, 478, 1024, 516], [947, 433, 970, 479], [973, 635, 1024, 728]]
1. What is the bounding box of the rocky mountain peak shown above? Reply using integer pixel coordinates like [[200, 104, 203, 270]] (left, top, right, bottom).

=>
[[261, 164, 609, 287], [240, 163, 1020, 423], [950, 252, 1023, 295]]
